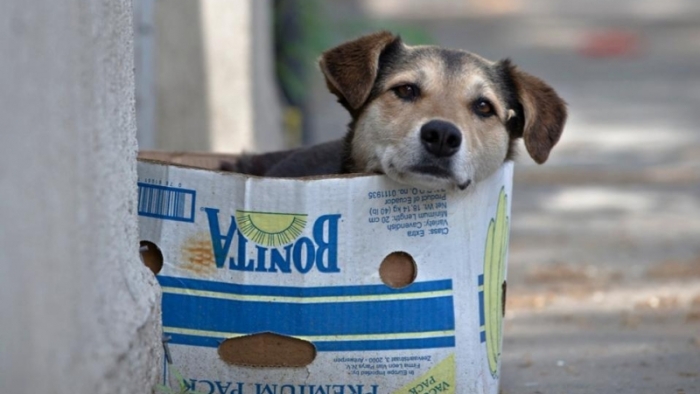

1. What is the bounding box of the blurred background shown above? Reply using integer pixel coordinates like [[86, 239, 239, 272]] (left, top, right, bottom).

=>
[[133, 1, 700, 392]]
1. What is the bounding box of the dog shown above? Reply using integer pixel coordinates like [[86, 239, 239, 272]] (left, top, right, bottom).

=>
[[222, 31, 567, 190]]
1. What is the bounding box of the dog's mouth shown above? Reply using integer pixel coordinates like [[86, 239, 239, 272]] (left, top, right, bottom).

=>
[[382, 161, 471, 190], [409, 164, 452, 178], [406, 164, 471, 190]]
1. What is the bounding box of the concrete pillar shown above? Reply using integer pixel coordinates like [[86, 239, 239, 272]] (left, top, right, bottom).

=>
[[0, 1, 161, 393], [150, 0, 284, 153]]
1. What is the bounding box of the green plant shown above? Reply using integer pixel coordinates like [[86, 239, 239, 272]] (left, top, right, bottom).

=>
[[155, 366, 205, 394]]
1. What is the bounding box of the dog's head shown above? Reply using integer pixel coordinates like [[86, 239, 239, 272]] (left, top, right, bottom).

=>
[[320, 31, 567, 190]]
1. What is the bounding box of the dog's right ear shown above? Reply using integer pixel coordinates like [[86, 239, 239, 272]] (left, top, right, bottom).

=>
[[319, 31, 401, 111]]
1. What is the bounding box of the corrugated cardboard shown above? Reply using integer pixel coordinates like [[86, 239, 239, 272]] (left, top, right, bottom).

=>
[[137, 152, 513, 394]]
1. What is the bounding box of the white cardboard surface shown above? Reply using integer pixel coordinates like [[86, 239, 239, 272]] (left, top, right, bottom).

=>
[[137, 159, 513, 394]]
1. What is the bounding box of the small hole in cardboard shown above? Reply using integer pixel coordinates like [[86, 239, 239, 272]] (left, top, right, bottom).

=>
[[139, 240, 163, 275], [379, 251, 417, 289], [218, 332, 316, 368]]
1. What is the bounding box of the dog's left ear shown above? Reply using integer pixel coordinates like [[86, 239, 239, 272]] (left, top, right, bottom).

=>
[[319, 31, 401, 110], [500, 60, 567, 164]]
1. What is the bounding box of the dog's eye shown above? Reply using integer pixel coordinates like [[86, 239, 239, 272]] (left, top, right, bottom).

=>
[[392, 84, 420, 101], [474, 99, 495, 118]]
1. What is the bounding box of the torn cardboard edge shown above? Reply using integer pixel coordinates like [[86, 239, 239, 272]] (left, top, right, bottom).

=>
[[138, 150, 240, 171], [137, 150, 374, 181]]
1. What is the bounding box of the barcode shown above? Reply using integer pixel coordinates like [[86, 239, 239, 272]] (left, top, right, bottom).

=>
[[137, 183, 196, 222]]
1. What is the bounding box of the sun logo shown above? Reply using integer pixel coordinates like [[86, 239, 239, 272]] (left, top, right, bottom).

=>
[[235, 210, 308, 247], [478, 187, 509, 378]]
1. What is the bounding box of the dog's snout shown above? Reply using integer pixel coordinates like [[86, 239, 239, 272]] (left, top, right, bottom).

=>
[[420, 120, 462, 158]]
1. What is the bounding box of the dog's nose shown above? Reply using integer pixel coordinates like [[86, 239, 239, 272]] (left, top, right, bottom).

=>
[[420, 120, 462, 158]]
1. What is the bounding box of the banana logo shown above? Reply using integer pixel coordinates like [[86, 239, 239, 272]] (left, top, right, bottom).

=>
[[479, 187, 509, 377], [235, 210, 308, 247]]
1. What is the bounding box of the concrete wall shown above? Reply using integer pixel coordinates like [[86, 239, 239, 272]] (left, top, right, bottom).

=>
[[0, 1, 161, 393], [146, 0, 284, 153], [250, 0, 288, 151]]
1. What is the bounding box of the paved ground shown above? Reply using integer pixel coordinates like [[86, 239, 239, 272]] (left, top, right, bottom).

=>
[[305, 1, 700, 392]]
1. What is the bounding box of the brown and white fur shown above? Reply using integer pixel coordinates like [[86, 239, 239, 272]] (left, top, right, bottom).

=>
[[224, 31, 567, 190]]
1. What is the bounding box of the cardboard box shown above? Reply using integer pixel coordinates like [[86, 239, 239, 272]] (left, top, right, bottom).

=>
[[137, 151, 513, 394]]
